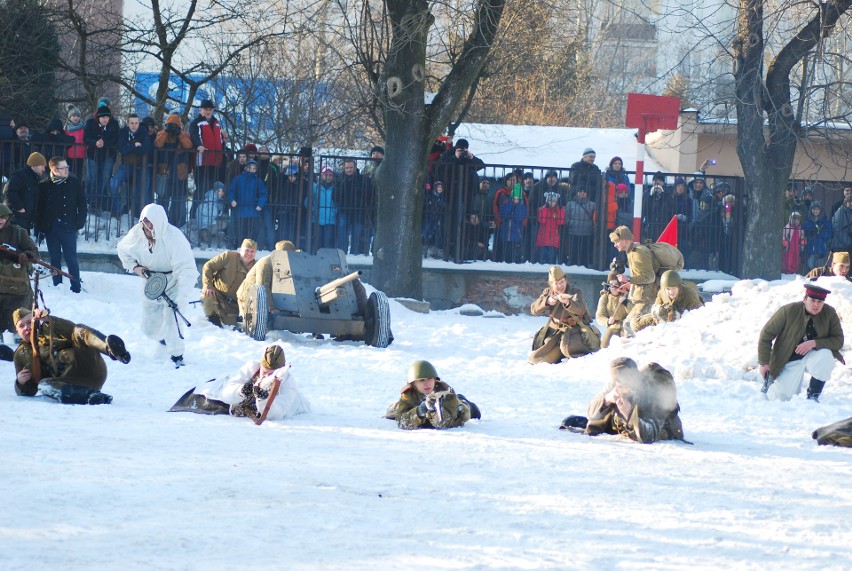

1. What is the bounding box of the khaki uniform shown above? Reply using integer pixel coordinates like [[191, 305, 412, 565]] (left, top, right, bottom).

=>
[[385, 380, 472, 430], [624, 242, 657, 330], [585, 362, 684, 443], [13, 316, 113, 396], [237, 254, 275, 319], [529, 287, 601, 364], [0, 223, 37, 333], [596, 291, 629, 348], [202, 250, 255, 325], [634, 281, 704, 331], [806, 267, 852, 281]]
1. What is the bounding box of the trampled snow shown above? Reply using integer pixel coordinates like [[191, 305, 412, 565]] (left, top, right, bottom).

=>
[[2, 270, 851, 570]]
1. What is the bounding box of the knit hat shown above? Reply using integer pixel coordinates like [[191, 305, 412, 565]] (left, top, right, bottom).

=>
[[275, 240, 296, 251], [609, 156, 623, 168], [213, 181, 225, 191], [811, 200, 822, 210], [27, 152, 47, 167], [240, 239, 257, 250], [370, 145, 384, 155], [96, 105, 112, 118], [609, 225, 634, 242], [12, 307, 31, 326], [320, 166, 333, 174], [244, 143, 258, 153], [66, 104, 82, 119], [298, 146, 312, 158], [200, 99, 215, 109], [548, 265, 565, 284], [674, 176, 685, 185], [260, 345, 285, 370], [454, 138, 469, 150], [97, 96, 110, 108], [832, 252, 850, 265], [544, 192, 559, 202], [582, 148, 596, 157], [245, 160, 258, 169], [545, 170, 558, 178]]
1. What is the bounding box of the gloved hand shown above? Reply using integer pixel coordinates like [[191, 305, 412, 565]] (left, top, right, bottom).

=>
[[253, 385, 269, 399], [425, 393, 441, 413], [240, 382, 253, 397], [416, 401, 429, 418], [18, 252, 29, 265]]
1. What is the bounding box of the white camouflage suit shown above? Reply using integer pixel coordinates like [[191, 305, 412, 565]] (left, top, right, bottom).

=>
[[117, 203, 199, 358]]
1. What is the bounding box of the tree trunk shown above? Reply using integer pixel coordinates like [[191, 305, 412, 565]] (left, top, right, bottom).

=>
[[371, 1, 432, 298]]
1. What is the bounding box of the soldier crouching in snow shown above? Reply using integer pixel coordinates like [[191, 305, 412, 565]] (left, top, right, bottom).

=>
[[632, 270, 704, 332], [529, 265, 601, 364], [385, 360, 480, 430], [758, 283, 843, 402], [12, 307, 131, 405], [170, 344, 310, 426], [560, 357, 685, 444]]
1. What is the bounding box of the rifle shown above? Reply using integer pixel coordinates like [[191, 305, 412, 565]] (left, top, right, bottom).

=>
[[427, 389, 452, 424], [0, 243, 76, 281], [29, 271, 41, 385], [254, 377, 282, 426], [761, 372, 774, 396]]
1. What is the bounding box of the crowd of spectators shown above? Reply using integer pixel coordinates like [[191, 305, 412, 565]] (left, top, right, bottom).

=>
[[3, 102, 849, 275]]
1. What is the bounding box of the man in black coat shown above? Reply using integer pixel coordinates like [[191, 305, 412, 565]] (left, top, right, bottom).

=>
[[3, 152, 46, 230], [569, 148, 602, 203], [36, 157, 87, 293]]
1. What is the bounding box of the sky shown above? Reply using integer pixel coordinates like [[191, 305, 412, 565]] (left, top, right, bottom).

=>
[[1, 269, 851, 570]]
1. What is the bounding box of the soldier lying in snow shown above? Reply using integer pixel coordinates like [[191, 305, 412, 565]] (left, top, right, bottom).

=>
[[560, 357, 685, 444], [170, 344, 310, 425], [12, 307, 130, 405], [385, 360, 480, 430]]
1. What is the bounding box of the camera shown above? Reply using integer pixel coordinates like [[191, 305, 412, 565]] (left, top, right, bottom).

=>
[[164, 123, 181, 137], [708, 159, 717, 165]]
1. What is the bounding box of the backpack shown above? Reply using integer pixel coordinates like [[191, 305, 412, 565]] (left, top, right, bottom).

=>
[[644, 241, 684, 276]]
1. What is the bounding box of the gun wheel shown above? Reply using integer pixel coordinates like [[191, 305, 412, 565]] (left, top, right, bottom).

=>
[[245, 284, 268, 341], [364, 291, 391, 348]]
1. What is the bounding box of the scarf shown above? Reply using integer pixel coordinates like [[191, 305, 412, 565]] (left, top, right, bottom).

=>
[[65, 121, 84, 133], [50, 172, 67, 185]]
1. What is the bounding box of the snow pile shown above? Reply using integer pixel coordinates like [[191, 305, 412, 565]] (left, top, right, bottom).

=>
[[1, 271, 851, 569]]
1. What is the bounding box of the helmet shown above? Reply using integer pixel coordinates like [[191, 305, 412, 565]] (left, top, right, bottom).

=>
[[407, 360, 439, 383], [0, 204, 13, 218], [660, 270, 682, 288]]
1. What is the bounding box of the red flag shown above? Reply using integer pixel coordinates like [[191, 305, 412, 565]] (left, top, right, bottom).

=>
[[657, 215, 678, 247]]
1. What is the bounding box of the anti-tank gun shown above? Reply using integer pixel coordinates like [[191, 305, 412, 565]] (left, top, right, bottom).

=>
[[242, 248, 392, 347]]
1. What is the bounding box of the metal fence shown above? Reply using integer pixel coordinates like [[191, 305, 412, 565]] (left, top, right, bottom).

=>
[[6, 135, 848, 277]]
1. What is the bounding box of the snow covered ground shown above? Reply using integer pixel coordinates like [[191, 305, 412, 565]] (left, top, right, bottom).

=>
[[2, 270, 851, 570]]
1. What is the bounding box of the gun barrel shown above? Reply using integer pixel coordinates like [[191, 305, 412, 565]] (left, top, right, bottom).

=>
[[315, 270, 362, 305]]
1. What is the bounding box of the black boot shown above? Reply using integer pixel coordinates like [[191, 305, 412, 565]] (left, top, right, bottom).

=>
[[106, 335, 131, 364], [807, 378, 826, 402], [59, 384, 113, 405]]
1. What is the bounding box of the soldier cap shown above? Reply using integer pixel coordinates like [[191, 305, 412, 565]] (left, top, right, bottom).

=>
[[609, 225, 634, 242], [832, 252, 850, 265], [548, 266, 565, 284], [240, 239, 257, 251], [12, 307, 31, 326], [804, 284, 830, 300], [275, 240, 296, 251], [260, 345, 285, 370]]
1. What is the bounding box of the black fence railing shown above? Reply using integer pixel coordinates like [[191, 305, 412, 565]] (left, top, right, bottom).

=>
[[5, 135, 849, 277]]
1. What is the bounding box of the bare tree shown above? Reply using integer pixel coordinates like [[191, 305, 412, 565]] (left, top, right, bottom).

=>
[[361, 0, 506, 298], [734, 0, 852, 278]]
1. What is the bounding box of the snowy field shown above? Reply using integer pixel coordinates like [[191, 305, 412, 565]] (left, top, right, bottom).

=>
[[1, 270, 851, 570]]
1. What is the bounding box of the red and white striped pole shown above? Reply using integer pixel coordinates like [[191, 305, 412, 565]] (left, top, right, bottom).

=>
[[632, 126, 646, 241]]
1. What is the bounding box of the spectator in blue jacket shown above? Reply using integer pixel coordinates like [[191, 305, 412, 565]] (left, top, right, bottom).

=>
[[307, 166, 337, 250], [229, 160, 267, 246], [496, 185, 528, 263]]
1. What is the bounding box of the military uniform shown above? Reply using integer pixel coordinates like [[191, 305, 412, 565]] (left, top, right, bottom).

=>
[[624, 241, 658, 330], [584, 362, 685, 443], [633, 281, 704, 331], [13, 313, 129, 404], [529, 286, 600, 364], [0, 217, 37, 333], [596, 289, 629, 348], [385, 380, 472, 430], [202, 250, 255, 325], [758, 287, 844, 401]]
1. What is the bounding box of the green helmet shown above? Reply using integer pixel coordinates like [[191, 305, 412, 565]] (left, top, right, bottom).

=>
[[660, 270, 682, 288], [407, 360, 439, 383], [0, 204, 12, 218]]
